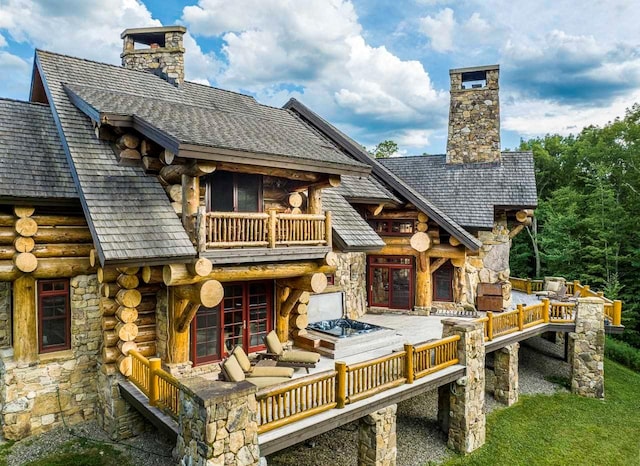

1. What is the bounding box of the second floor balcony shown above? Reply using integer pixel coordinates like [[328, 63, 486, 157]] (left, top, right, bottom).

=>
[[197, 209, 332, 264]]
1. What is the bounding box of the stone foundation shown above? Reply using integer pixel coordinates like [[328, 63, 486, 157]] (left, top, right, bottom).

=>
[[96, 370, 146, 440], [175, 378, 260, 466], [493, 343, 519, 406], [439, 319, 485, 453], [0, 275, 101, 440], [334, 252, 367, 319], [358, 404, 397, 466], [568, 297, 605, 399]]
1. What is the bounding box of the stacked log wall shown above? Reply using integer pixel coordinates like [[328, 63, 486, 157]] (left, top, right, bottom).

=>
[[0, 282, 10, 347]]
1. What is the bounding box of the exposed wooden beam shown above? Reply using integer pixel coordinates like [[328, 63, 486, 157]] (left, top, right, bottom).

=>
[[430, 257, 448, 273]]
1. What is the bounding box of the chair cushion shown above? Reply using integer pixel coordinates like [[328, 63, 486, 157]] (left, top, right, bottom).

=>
[[280, 350, 320, 364], [232, 346, 252, 373], [222, 356, 245, 382], [248, 366, 294, 378], [265, 331, 284, 356], [246, 376, 291, 389], [547, 281, 561, 292]]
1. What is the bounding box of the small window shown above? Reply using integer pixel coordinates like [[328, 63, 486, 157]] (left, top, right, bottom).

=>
[[38, 280, 70, 353], [207, 171, 262, 213], [369, 219, 415, 236]]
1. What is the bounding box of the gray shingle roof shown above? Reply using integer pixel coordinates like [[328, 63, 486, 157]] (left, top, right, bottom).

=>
[[323, 189, 385, 251], [335, 175, 400, 204], [0, 99, 77, 200], [380, 153, 538, 228], [61, 77, 369, 176], [36, 50, 196, 265], [284, 98, 482, 250]]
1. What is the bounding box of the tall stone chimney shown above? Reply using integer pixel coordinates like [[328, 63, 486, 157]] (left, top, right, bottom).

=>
[[121, 26, 186, 86], [446, 65, 500, 164]]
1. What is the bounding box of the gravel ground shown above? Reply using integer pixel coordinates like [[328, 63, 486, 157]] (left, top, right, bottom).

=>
[[6, 420, 175, 466], [2, 336, 570, 466]]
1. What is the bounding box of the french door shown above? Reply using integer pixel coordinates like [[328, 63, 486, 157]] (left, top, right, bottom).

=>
[[367, 256, 414, 310], [191, 281, 272, 365], [433, 261, 454, 302]]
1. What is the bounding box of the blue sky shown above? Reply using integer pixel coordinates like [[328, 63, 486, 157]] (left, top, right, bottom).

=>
[[1, 0, 639, 155]]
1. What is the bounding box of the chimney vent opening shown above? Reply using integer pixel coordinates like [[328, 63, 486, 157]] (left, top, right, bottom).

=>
[[461, 70, 487, 89]]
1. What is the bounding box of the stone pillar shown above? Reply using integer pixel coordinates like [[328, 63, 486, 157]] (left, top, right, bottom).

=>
[[493, 343, 519, 406], [438, 319, 485, 453], [568, 297, 605, 399], [176, 378, 260, 466], [358, 404, 397, 466]]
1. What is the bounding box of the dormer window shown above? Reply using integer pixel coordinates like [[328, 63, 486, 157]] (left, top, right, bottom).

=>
[[206, 171, 262, 212], [461, 70, 487, 89]]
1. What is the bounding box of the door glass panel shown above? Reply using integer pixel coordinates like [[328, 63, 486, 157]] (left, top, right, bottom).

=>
[[223, 285, 244, 354], [236, 174, 260, 212], [248, 283, 269, 349], [194, 306, 219, 363], [371, 267, 389, 306], [210, 172, 234, 211], [391, 268, 411, 308], [434, 263, 453, 301]]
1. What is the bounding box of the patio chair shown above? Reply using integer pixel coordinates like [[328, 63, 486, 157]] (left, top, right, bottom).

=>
[[534, 277, 566, 300], [231, 346, 294, 378], [262, 330, 320, 373], [220, 355, 291, 389]]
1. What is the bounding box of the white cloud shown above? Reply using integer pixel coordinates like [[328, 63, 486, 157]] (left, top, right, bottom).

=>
[[0, 34, 7, 48], [419, 8, 456, 52]]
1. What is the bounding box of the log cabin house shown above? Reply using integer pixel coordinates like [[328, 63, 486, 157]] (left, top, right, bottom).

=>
[[0, 26, 536, 445]]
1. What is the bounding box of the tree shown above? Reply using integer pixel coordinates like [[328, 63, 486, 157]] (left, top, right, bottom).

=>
[[370, 140, 398, 159]]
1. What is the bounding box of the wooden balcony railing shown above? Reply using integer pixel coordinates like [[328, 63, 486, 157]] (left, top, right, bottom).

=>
[[409, 335, 460, 381], [256, 370, 337, 434], [199, 209, 331, 250]]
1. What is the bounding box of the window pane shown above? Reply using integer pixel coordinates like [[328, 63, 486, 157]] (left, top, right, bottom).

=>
[[210, 172, 234, 212], [42, 296, 67, 317], [236, 174, 259, 212], [42, 318, 66, 347]]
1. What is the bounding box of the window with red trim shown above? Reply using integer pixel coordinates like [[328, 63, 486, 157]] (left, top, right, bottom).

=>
[[326, 274, 335, 285], [38, 280, 70, 353]]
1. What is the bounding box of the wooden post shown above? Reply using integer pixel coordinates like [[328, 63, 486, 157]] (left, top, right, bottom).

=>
[[276, 285, 290, 341], [307, 186, 322, 214], [268, 209, 277, 249], [542, 298, 550, 323], [415, 251, 431, 309], [325, 211, 332, 248], [526, 279, 532, 295], [149, 357, 161, 407], [181, 174, 199, 239], [405, 344, 415, 384], [336, 361, 347, 408], [167, 289, 190, 364], [13, 275, 37, 363], [517, 304, 524, 331], [197, 206, 207, 252], [487, 312, 494, 341], [613, 300, 622, 326]]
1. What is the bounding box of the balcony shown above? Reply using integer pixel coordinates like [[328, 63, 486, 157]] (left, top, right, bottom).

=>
[[197, 209, 332, 264]]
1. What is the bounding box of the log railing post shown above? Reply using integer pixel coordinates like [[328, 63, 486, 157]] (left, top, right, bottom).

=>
[[486, 312, 494, 341], [268, 209, 277, 249], [149, 357, 161, 407], [196, 207, 207, 252], [517, 304, 524, 331], [542, 298, 550, 323], [336, 361, 347, 408], [613, 300, 622, 326], [325, 211, 332, 248], [404, 344, 415, 384], [526, 278, 532, 295]]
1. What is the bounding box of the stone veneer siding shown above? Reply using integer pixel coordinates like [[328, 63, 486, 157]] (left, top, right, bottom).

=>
[[121, 31, 185, 86], [569, 297, 605, 398], [462, 214, 512, 309], [447, 68, 500, 164], [493, 343, 519, 406], [0, 282, 10, 347], [334, 252, 367, 319], [0, 275, 101, 440], [358, 404, 398, 466]]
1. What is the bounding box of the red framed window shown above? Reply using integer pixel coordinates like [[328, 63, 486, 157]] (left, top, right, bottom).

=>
[[38, 280, 71, 353], [367, 256, 414, 310], [368, 219, 415, 236], [191, 281, 273, 366]]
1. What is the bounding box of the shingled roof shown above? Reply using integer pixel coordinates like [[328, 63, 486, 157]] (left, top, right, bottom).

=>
[[0, 99, 77, 201], [284, 98, 482, 251], [380, 153, 538, 228], [334, 175, 400, 204], [323, 190, 385, 251], [35, 50, 196, 265]]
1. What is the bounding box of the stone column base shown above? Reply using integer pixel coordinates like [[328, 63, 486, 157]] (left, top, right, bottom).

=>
[[494, 343, 519, 406], [358, 404, 397, 466]]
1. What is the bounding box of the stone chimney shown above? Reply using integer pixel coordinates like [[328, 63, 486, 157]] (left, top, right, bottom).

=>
[[446, 65, 500, 164], [121, 26, 186, 86]]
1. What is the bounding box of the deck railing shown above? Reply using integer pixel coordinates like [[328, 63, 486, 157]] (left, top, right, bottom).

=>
[[410, 335, 460, 381], [482, 300, 549, 341], [127, 350, 182, 420], [509, 277, 622, 326], [256, 370, 337, 434], [201, 209, 331, 250]]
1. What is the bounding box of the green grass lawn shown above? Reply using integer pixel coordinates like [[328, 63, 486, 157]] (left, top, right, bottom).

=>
[[443, 359, 640, 466]]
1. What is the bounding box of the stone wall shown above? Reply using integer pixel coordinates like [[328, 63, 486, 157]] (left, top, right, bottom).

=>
[[493, 343, 519, 406], [334, 252, 367, 319], [176, 378, 260, 466], [0, 275, 101, 440], [446, 67, 500, 164], [121, 28, 185, 86], [568, 297, 605, 399], [0, 282, 11, 347], [462, 214, 512, 309], [358, 404, 398, 466]]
